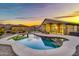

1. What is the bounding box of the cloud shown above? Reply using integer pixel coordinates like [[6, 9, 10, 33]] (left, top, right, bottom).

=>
[[70, 11, 79, 16], [0, 6, 17, 10], [15, 16, 45, 20], [0, 4, 20, 10], [55, 16, 74, 19], [15, 17, 40, 19], [0, 7, 11, 10], [56, 11, 79, 19]]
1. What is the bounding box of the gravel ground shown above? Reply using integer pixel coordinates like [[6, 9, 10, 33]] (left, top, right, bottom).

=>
[[0, 44, 17, 56]]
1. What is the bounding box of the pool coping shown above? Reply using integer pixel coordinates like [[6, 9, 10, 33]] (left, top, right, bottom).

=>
[[0, 34, 79, 56]]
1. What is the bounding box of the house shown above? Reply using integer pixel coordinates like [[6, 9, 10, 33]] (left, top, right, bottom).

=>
[[4, 24, 13, 33], [11, 24, 29, 34], [28, 25, 41, 32], [39, 18, 79, 35], [0, 24, 29, 34]]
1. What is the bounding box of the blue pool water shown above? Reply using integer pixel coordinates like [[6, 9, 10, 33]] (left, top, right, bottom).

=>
[[16, 34, 61, 50]]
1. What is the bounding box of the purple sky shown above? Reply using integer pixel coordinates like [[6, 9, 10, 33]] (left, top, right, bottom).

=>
[[0, 3, 79, 20]]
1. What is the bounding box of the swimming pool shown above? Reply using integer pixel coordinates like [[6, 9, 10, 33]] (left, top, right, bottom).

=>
[[15, 34, 67, 50]]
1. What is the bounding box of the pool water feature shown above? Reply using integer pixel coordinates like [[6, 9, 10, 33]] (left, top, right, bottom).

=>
[[15, 34, 67, 50]]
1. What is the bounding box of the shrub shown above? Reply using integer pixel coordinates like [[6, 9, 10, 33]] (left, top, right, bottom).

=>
[[10, 35, 26, 41], [0, 28, 5, 36]]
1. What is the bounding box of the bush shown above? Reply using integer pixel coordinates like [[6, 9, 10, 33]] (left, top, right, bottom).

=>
[[10, 35, 26, 41], [0, 28, 5, 36]]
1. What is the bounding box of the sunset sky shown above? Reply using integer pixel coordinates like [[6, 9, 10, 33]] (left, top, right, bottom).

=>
[[0, 3, 79, 26]]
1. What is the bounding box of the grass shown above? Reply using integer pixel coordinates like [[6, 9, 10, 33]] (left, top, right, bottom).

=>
[[9, 35, 27, 41]]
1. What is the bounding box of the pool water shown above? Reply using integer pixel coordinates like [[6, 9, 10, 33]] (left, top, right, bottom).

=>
[[16, 34, 63, 50]]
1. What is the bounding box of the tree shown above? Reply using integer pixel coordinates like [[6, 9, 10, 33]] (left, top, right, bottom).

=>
[[0, 28, 5, 36]]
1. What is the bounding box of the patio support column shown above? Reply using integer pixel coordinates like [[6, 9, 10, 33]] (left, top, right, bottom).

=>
[[74, 25, 77, 32], [77, 25, 79, 32], [64, 24, 68, 35], [44, 24, 46, 33], [57, 24, 61, 34], [49, 23, 52, 33]]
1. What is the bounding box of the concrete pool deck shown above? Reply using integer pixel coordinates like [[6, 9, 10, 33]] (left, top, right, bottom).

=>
[[0, 33, 79, 56], [0, 44, 17, 56]]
